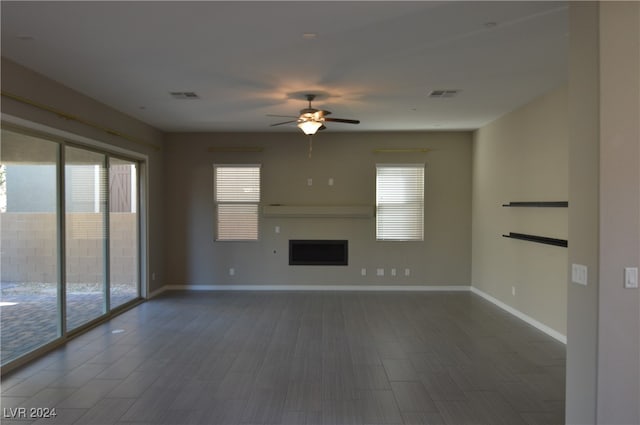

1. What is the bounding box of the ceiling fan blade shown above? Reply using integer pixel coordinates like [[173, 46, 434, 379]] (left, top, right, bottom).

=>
[[270, 120, 298, 127], [319, 109, 332, 116], [266, 114, 298, 118], [324, 117, 360, 124]]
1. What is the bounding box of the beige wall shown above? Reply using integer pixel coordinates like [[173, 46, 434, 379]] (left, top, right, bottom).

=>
[[1, 57, 165, 293], [163, 131, 472, 287], [472, 86, 569, 336]]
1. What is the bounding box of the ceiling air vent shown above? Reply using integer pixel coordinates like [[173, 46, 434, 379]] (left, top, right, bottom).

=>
[[170, 91, 200, 99], [428, 89, 459, 98]]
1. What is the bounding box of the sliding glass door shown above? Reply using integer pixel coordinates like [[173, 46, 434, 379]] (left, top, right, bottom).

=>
[[64, 146, 108, 332], [0, 127, 143, 367], [0, 130, 61, 364], [109, 158, 139, 309]]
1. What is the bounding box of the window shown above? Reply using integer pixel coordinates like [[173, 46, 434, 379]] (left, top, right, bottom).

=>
[[214, 164, 261, 241], [376, 164, 424, 241]]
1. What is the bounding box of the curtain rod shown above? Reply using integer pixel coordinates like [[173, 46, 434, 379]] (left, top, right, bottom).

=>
[[373, 148, 431, 153], [1, 90, 160, 151], [207, 147, 264, 153]]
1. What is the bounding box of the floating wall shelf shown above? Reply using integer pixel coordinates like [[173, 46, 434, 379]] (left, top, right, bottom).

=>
[[502, 232, 568, 248], [262, 205, 373, 218], [502, 201, 568, 207], [501, 201, 568, 247]]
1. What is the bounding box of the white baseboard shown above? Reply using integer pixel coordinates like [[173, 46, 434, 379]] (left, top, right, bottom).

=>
[[148, 286, 168, 299], [151, 283, 565, 344], [470, 286, 567, 344], [162, 284, 471, 292]]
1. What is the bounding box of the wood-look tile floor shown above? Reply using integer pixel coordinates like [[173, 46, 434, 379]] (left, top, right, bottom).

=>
[[1, 291, 566, 425]]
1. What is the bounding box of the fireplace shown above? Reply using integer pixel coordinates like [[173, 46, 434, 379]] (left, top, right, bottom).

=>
[[289, 240, 348, 266]]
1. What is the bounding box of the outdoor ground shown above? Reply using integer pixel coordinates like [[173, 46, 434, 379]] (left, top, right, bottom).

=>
[[0, 282, 138, 365]]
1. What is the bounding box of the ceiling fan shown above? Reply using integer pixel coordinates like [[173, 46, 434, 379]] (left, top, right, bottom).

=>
[[269, 94, 360, 135]]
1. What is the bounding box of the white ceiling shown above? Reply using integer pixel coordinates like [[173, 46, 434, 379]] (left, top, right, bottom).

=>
[[1, 1, 568, 133]]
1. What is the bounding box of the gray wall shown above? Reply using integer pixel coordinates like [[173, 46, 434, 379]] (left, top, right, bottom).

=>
[[567, 2, 640, 424], [567, 3, 600, 423], [163, 131, 472, 287], [596, 2, 640, 423], [472, 86, 568, 336]]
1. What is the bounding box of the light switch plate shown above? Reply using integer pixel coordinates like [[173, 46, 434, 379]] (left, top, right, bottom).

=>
[[624, 267, 638, 289], [572, 264, 588, 286]]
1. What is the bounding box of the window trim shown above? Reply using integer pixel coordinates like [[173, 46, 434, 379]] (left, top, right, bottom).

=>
[[375, 163, 425, 242], [213, 164, 261, 242]]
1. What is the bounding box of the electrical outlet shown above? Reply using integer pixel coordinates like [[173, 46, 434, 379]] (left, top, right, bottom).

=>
[[377, 268, 384, 276], [328, 178, 334, 186], [512, 286, 516, 296], [275, 226, 280, 234], [229, 268, 235, 276], [307, 178, 313, 186], [361, 268, 367, 276], [404, 268, 411, 277], [391, 268, 397, 276]]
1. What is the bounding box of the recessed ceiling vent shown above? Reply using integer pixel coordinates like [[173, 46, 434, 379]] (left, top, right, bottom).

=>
[[428, 89, 459, 98], [170, 91, 200, 99]]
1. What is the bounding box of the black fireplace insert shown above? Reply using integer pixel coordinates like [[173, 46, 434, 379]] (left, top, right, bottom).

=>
[[289, 240, 348, 266]]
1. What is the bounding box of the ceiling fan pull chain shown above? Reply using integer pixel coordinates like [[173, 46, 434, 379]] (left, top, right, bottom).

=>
[[308, 135, 313, 159]]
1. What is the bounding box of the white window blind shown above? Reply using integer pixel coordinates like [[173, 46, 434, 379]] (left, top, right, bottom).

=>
[[214, 165, 261, 241], [376, 164, 424, 241]]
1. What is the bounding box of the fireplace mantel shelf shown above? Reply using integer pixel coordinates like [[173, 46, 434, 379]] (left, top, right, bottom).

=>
[[262, 205, 373, 218]]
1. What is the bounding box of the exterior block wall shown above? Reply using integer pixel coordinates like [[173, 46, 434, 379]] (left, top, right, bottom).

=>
[[1, 212, 136, 285]]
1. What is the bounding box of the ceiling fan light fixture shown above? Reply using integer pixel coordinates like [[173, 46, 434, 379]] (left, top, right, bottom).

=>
[[297, 120, 323, 135]]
